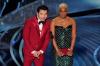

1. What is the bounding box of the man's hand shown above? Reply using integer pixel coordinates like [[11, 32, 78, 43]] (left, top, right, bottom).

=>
[[37, 51, 42, 56], [31, 50, 44, 59], [36, 50, 44, 56], [31, 51, 39, 58]]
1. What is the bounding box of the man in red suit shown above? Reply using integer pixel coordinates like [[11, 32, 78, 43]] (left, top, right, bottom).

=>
[[23, 5, 50, 66]]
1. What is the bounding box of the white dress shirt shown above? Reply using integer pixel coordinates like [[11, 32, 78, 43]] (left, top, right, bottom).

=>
[[38, 19, 43, 35]]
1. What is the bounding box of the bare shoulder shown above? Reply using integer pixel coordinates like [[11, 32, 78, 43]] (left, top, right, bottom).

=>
[[52, 17, 59, 22], [51, 17, 59, 25], [69, 17, 76, 25]]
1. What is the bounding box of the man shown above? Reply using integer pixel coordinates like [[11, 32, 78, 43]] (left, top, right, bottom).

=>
[[23, 5, 50, 66]]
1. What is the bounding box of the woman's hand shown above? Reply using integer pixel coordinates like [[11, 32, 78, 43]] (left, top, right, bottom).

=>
[[56, 50, 64, 57], [67, 48, 73, 56]]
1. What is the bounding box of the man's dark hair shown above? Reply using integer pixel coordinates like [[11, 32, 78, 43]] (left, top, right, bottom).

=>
[[37, 5, 48, 13]]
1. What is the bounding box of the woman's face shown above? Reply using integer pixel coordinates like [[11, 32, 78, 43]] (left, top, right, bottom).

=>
[[59, 7, 68, 18]]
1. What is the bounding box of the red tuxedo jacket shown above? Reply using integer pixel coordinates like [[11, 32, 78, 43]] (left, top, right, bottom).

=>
[[23, 16, 51, 57]]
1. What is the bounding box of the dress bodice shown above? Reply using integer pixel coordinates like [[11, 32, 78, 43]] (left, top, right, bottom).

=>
[[55, 25, 72, 48]]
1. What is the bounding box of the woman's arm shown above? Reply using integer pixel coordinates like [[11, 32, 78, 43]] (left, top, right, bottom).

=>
[[70, 19, 76, 51], [50, 21, 59, 52], [67, 18, 76, 56], [50, 20, 64, 56]]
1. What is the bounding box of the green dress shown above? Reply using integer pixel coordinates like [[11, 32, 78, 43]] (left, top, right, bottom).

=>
[[55, 25, 73, 66]]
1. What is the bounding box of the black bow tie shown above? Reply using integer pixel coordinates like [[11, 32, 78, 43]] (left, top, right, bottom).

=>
[[38, 21, 45, 24]]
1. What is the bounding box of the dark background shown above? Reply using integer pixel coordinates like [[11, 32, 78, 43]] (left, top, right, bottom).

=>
[[0, 0, 100, 66]]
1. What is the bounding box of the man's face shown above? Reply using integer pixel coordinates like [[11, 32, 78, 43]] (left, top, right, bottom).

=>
[[59, 7, 68, 18], [37, 10, 48, 21]]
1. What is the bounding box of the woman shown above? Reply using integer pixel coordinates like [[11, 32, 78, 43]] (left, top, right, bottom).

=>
[[51, 3, 76, 66]]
